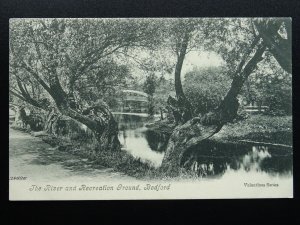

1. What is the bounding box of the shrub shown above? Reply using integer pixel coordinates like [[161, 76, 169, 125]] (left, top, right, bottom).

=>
[[183, 66, 231, 115]]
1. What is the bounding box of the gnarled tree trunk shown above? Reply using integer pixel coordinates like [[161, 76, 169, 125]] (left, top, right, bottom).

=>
[[11, 63, 121, 151], [161, 38, 266, 175], [168, 31, 194, 124], [254, 19, 291, 73], [51, 98, 120, 152], [80, 104, 120, 151]]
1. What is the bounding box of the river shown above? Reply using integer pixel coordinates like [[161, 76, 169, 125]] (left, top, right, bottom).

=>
[[116, 114, 293, 181], [9, 116, 293, 199], [9, 114, 293, 183]]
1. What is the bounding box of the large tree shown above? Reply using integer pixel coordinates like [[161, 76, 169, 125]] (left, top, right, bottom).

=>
[[9, 18, 161, 151], [166, 19, 206, 124], [160, 18, 291, 173], [9, 18, 291, 174], [254, 18, 291, 74]]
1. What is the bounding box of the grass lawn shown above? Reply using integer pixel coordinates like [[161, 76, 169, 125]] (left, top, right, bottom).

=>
[[211, 114, 292, 146]]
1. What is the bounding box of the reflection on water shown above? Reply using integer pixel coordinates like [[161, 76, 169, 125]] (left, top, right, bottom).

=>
[[182, 140, 293, 179], [115, 114, 293, 179], [144, 130, 169, 152], [116, 114, 165, 168], [119, 129, 164, 168]]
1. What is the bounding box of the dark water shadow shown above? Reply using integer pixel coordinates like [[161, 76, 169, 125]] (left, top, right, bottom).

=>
[[144, 130, 169, 152], [181, 140, 293, 178]]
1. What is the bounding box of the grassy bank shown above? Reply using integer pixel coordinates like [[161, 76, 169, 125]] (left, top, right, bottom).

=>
[[10, 114, 292, 179], [10, 125, 161, 179], [36, 133, 157, 179], [211, 115, 292, 146], [147, 114, 292, 146], [38, 130, 194, 180]]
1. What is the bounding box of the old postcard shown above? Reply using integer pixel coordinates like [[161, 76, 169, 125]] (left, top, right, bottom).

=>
[[9, 18, 293, 200]]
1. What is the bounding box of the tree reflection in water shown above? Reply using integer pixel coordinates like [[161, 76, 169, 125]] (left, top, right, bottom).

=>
[[114, 115, 292, 177], [181, 140, 292, 178], [144, 130, 169, 152]]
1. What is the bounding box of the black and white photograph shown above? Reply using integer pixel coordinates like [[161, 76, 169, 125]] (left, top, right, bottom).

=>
[[8, 18, 293, 200]]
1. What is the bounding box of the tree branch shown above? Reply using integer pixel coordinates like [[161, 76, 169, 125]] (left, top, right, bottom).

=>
[[9, 89, 44, 110], [254, 19, 291, 73], [20, 60, 52, 93]]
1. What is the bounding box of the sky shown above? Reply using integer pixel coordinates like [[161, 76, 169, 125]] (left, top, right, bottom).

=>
[[129, 50, 224, 82], [182, 50, 224, 75]]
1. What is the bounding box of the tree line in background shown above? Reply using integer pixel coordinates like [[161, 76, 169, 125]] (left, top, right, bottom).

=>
[[9, 18, 291, 174]]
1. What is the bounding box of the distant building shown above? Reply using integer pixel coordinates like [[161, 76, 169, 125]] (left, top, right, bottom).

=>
[[114, 90, 149, 114], [238, 97, 269, 114]]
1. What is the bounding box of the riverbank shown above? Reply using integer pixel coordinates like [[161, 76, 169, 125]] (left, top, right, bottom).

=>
[[10, 114, 292, 180], [10, 125, 198, 180], [147, 115, 292, 146], [9, 128, 136, 182], [211, 115, 292, 146]]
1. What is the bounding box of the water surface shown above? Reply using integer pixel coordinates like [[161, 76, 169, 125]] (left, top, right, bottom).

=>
[[116, 114, 293, 181]]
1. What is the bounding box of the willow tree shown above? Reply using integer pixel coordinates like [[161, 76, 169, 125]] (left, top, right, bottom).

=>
[[9, 18, 162, 151], [166, 19, 206, 124], [254, 18, 291, 74], [161, 18, 292, 173]]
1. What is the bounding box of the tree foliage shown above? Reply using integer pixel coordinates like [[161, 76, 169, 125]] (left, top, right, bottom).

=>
[[184, 66, 231, 115], [243, 53, 292, 115], [9, 18, 164, 151], [9, 18, 292, 167]]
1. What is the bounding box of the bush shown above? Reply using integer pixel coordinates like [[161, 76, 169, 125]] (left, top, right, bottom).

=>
[[183, 66, 231, 115]]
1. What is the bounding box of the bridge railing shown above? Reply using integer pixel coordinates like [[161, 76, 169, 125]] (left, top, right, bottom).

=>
[[244, 105, 269, 113], [122, 96, 148, 102]]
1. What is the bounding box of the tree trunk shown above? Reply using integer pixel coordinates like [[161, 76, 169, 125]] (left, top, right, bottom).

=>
[[160, 108, 164, 120], [169, 31, 194, 124], [254, 19, 292, 74], [161, 40, 266, 174], [55, 99, 120, 151], [160, 117, 222, 174], [44, 109, 60, 135], [13, 107, 27, 128], [35, 65, 119, 151], [12, 67, 121, 151]]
